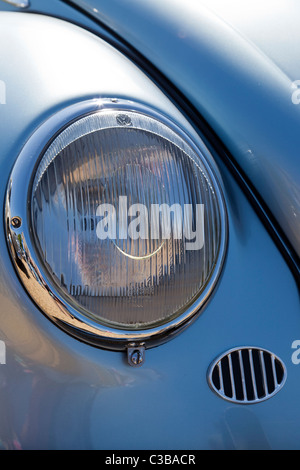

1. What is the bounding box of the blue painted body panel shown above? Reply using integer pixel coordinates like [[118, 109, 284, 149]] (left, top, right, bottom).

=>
[[0, 0, 299, 450]]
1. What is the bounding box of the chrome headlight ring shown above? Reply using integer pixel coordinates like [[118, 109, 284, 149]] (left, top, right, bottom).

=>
[[5, 98, 228, 362]]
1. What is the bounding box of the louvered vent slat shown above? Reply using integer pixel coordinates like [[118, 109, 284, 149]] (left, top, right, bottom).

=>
[[208, 347, 286, 404]]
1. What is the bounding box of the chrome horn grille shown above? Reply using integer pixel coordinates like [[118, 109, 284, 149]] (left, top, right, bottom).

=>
[[208, 347, 287, 404]]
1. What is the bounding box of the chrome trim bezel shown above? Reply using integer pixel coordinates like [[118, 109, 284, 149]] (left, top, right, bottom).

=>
[[207, 346, 287, 404], [5, 98, 228, 350]]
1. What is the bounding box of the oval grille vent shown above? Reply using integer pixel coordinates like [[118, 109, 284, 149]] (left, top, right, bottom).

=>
[[208, 347, 287, 404]]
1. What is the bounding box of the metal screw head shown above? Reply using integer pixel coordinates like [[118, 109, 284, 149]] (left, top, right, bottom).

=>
[[131, 350, 143, 365], [127, 344, 145, 367], [11, 216, 22, 229]]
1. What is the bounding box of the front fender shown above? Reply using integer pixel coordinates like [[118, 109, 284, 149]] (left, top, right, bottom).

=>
[[0, 9, 299, 450]]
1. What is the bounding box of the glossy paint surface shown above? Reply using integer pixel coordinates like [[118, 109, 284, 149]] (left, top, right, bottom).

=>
[[70, 0, 300, 262], [0, 6, 299, 450]]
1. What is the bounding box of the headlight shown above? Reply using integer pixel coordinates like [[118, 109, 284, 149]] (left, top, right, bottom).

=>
[[6, 99, 227, 355]]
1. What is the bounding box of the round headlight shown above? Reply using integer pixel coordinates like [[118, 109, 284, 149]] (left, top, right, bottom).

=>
[[6, 99, 227, 351]]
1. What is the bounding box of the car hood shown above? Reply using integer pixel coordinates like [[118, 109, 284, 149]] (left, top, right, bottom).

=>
[[69, 0, 300, 265]]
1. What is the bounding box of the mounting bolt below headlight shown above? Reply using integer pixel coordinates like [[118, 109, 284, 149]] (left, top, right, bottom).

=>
[[127, 344, 146, 367]]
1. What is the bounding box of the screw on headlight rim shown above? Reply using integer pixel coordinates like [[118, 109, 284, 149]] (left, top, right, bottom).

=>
[[11, 216, 22, 229]]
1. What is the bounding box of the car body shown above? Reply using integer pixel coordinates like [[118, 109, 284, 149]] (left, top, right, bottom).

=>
[[0, 0, 299, 450]]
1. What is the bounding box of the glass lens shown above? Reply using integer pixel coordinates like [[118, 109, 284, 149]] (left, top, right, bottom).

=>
[[31, 111, 223, 330]]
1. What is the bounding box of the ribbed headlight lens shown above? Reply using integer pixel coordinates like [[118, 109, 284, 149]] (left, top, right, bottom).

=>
[[7, 99, 227, 347]]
